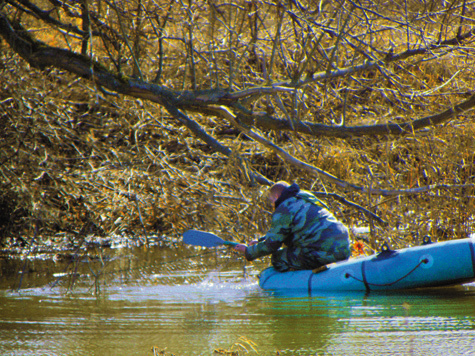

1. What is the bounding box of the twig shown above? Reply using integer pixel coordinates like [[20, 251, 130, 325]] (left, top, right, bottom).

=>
[[109, 0, 144, 81], [134, 194, 149, 245], [313, 191, 388, 227], [273, 28, 475, 88]]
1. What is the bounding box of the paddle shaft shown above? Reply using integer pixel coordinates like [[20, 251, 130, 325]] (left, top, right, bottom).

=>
[[222, 241, 239, 247]]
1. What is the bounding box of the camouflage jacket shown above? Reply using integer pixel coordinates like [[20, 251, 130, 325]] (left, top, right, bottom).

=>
[[245, 183, 350, 265]]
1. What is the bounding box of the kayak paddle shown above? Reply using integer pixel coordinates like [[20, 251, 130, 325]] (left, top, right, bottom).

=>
[[183, 230, 239, 247]]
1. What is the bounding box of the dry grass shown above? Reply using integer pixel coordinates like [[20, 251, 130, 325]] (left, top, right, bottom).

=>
[[0, 58, 268, 247], [0, 0, 474, 252]]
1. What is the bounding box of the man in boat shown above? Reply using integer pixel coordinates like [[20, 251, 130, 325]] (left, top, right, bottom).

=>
[[234, 181, 351, 271]]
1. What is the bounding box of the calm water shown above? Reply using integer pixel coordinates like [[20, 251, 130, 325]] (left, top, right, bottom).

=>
[[1, 245, 475, 356]]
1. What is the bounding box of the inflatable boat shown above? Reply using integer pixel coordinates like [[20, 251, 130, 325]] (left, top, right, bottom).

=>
[[259, 237, 475, 293]]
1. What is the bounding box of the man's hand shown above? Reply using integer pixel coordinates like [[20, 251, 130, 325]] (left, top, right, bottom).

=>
[[234, 244, 247, 253], [235, 239, 260, 254]]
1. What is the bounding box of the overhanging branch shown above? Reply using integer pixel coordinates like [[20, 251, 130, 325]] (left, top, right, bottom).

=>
[[162, 102, 272, 186], [211, 105, 475, 197], [1, 11, 474, 143]]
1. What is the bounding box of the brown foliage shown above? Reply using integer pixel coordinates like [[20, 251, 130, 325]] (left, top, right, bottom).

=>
[[0, 0, 474, 251]]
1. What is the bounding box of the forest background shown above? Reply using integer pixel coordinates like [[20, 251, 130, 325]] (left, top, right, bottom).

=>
[[0, 0, 474, 255]]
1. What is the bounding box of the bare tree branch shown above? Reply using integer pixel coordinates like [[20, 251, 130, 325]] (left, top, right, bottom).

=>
[[1, 10, 474, 142], [210, 105, 475, 197]]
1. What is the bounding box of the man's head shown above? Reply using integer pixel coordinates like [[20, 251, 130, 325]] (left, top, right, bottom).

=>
[[268, 181, 290, 204]]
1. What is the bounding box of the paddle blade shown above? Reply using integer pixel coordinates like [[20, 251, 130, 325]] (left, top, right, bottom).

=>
[[183, 230, 227, 247]]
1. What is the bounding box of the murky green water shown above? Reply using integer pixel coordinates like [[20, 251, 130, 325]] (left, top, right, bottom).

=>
[[1, 245, 475, 355]]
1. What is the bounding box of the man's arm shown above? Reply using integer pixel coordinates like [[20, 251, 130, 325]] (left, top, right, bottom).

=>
[[244, 202, 295, 260]]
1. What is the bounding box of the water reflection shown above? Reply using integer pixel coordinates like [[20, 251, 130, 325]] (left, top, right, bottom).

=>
[[1, 245, 474, 355]]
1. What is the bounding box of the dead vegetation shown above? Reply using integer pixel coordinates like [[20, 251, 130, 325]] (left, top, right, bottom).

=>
[[0, 58, 269, 249], [0, 0, 474, 253]]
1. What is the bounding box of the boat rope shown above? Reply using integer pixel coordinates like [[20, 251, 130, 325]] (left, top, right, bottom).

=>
[[345, 258, 429, 292]]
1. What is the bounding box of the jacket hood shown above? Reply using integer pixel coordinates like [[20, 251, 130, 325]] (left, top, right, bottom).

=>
[[274, 183, 328, 210], [274, 183, 300, 209]]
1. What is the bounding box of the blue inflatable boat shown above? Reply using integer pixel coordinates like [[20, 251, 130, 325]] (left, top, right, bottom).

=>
[[259, 237, 475, 293]]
